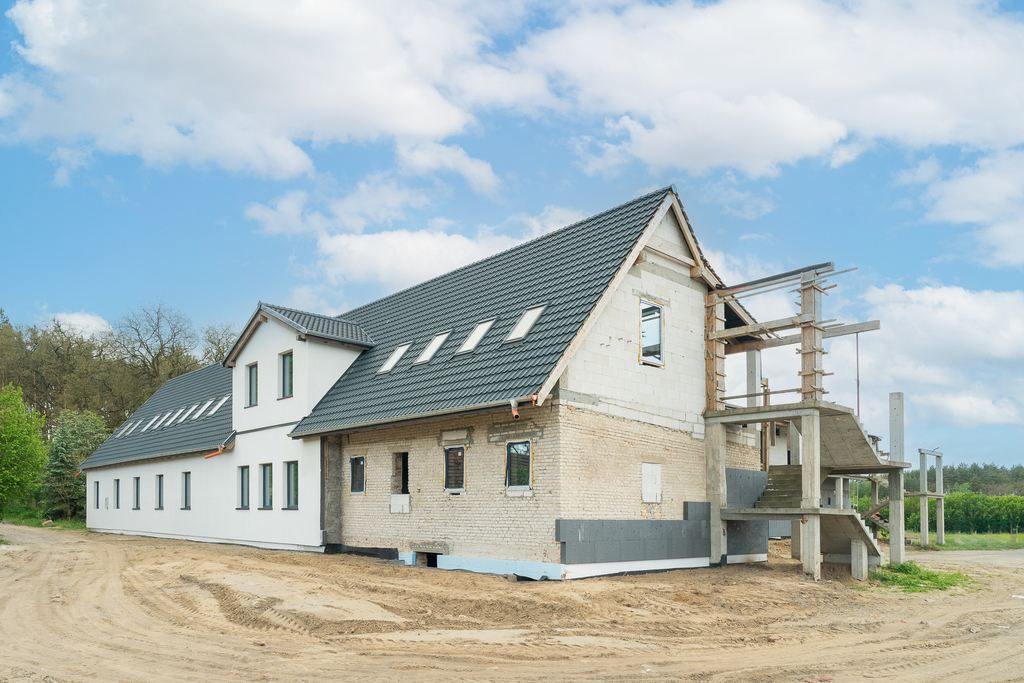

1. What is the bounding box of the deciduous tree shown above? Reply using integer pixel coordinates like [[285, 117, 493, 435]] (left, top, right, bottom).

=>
[[0, 384, 47, 517]]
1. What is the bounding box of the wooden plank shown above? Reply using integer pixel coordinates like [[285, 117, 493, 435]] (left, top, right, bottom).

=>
[[724, 320, 880, 355], [708, 313, 814, 341]]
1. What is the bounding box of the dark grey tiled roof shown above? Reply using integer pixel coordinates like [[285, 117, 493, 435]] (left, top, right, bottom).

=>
[[262, 303, 374, 347], [291, 187, 672, 437], [80, 363, 233, 470]]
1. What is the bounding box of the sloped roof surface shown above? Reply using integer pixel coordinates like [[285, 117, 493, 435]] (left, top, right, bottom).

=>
[[262, 303, 374, 347], [291, 187, 671, 436], [80, 363, 233, 470]]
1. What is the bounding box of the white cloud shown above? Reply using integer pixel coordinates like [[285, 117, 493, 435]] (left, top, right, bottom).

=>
[[508, 205, 586, 239], [396, 140, 500, 194], [701, 174, 774, 219], [50, 310, 112, 336], [48, 146, 90, 186]]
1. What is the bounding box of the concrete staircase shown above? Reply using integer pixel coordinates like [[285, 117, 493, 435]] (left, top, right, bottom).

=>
[[754, 465, 831, 509]]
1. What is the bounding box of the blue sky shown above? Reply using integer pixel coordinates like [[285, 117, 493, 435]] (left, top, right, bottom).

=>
[[1, 0, 1022, 468]]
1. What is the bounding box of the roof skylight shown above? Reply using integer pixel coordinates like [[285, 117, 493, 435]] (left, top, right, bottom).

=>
[[191, 399, 214, 420], [123, 420, 142, 437], [164, 408, 185, 427], [151, 411, 173, 430], [414, 331, 451, 365], [114, 421, 135, 438], [207, 395, 229, 417], [177, 404, 199, 424], [140, 415, 160, 432], [457, 319, 495, 354], [378, 343, 412, 374], [505, 305, 546, 342]]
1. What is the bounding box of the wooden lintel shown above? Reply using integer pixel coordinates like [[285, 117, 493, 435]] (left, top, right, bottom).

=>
[[724, 320, 880, 355]]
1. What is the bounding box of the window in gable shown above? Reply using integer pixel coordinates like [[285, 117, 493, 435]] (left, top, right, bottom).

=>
[[456, 319, 495, 354], [414, 331, 450, 365], [247, 363, 258, 406], [639, 298, 664, 366], [378, 343, 412, 374], [281, 351, 294, 398], [505, 305, 546, 342]]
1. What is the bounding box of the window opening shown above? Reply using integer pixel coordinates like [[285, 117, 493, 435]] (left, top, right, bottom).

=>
[[155, 474, 164, 510], [641, 463, 662, 503], [505, 305, 545, 342], [414, 332, 450, 365], [391, 453, 409, 494], [247, 363, 258, 406], [238, 466, 250, 509], [457, 319, 495, 354], [285, 461, 298, 508], [191, 399, 214, 420], [260, 464, 273, 508], [350, 456, 366, 494], [378, 343, 412, 374], [444, 446, 465, 492], [207, 395, 229, 417], [132, 477, 140, 509], [640, 299, 664, 366], [114, 479, 120, 509], [505, 440, 532, 489], [281, 352, 294, 398], [94, 481, 99, 509], [182, 472, 191, 510]]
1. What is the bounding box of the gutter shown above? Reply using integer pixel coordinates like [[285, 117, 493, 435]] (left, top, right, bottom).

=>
[[203, 431, 237, 459]]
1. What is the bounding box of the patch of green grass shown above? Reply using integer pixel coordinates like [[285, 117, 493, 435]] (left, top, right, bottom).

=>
[[924, 533, 1024, 551], [869, 560, 972, 592], [2, 505, 87, 531]]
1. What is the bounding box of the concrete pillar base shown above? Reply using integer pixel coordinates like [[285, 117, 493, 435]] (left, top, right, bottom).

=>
[[801, 515, 821, 580], [790, 520, 802, 560], [851, 539, 868, 581]]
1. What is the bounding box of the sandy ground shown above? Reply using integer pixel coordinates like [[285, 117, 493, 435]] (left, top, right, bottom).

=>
[[2, 525, 1024, 682]]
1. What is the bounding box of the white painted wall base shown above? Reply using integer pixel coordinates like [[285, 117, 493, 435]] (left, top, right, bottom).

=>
[[87, 527, 326, 553], [397, 552, 713, 580], [563, 557, 711, 579], [726, 553, 768, 564]]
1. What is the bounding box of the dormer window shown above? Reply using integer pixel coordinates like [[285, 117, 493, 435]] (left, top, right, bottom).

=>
[[457, 319, 495, 354], [247, 363, 258, 406], [281, 351, 294, 398], [505, 305, 545, 342], [378, 343, 412, 374], [414, 331, 450, 365]]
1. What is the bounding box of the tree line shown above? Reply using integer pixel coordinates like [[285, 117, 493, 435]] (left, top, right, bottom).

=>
[[0, 303, 236, 518], [904, 463, 1024, 497]]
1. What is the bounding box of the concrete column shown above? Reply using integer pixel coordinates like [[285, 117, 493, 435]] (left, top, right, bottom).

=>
[[706, 423, 728, 566], [889, 392, 905, 566], [870, 479, 880, 539], [850, 539, 868, 581], [889, 469, 905, 565], [790, 520, 802, 560], [789, 420, 801, 465], [835, 476, 845, 510], [920, 449, 930, 546], [936, 454, 945, 545], [801, 412, 821, 580], [746, 348, 762, 408]]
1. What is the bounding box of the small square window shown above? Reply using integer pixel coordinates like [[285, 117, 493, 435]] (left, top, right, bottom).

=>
[[640, 298, 664, 366], [281, 352, 294, 398], [181, 472, 191, 510], [285, 461, 298, 508], [444, 446, 465, 492], [238, 466, 250, 509], [247, 363, 259, 406], [506, 440, 532, 489], [260, 464, 273, 508], [350, 456, 366, 494]]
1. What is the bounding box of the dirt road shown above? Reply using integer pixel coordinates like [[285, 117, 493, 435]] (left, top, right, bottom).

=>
[[2, 524, 1023, 682]]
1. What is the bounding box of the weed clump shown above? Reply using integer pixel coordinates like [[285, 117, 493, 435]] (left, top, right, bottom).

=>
[[869, 561, 971, 592]]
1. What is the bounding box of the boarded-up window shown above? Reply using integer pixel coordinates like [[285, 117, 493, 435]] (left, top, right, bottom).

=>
[[506, 440, 532, 489], [444, 446, 465, 491], [641, 463, 662, 503]]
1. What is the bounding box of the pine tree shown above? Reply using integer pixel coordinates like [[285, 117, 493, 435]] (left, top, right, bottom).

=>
[[40, 410, 108, 519]]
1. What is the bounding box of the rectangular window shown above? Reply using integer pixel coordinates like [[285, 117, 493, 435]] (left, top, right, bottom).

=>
[[281, 351, 293, 398], [391, 452, 409, 494], [414, 332, 450, 365], [114, 479, 120, 509], [640, 298, 664, 366], [378, 343, 412, 374], [641, 463, 662, 503], [457, 320, 495, 354], [285, 461, 298, 508], [181, 472, 191, 510], [133, 477, 140, 510], [155, 474, 164, 510], [505, 440, 532, 489], [247, 363, 258, 406], [94, 481, 100, 509], [505, 305, 545, 342], [444, 446, 465, 492], [350, 456, 366, 494], [238, 466, 250, 509], [260, 464, 272, 508]]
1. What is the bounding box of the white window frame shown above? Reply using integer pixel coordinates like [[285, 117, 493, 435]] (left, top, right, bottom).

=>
[[639, 297, 665, 367], [414, 331, 451, 365], [443, 445, 466, 493], [504, 439, 533, 491], [350, 456, 366, 495], [456, 319, 495, 354], [280, 350, 294, 399], [378, 344, 412, 374], [247, 363, 259, 406], [505, 305, 546, 342], [641, 462, 662, 503]]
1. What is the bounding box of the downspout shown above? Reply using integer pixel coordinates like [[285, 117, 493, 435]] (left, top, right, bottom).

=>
[[204, 431, 237, 459], [509, 395, 539, 420]]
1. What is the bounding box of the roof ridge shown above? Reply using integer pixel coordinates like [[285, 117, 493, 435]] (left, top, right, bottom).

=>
[[338, 187, 672, 320]]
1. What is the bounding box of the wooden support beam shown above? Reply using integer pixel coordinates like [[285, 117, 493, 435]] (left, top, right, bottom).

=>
[[708, 313, 814, 341], [705, 292, 726, 412], [724, 320, 880, 355]]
